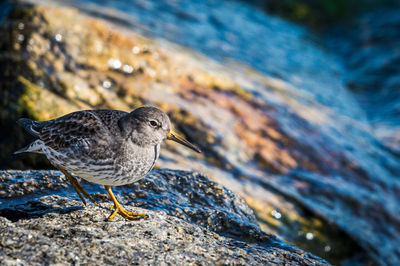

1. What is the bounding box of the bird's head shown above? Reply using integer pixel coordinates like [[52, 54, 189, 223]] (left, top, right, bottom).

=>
[[118, 106, 201, 153]]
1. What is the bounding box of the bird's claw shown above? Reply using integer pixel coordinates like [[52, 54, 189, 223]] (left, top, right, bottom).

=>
[[107, 204, 148, 221]]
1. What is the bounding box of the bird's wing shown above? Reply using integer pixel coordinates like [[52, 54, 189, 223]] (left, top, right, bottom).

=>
[[34, 110, 114, 151]]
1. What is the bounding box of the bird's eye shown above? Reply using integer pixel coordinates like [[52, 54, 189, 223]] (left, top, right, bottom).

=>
[[149, 120, 158, 127]]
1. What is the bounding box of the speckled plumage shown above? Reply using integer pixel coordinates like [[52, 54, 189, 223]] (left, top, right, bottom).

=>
[[16, 107, 168, 186], [16, 106, 200, 220]]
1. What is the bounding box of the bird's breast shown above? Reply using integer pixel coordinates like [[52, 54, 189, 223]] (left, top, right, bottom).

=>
[[110, 142, 160, 185]]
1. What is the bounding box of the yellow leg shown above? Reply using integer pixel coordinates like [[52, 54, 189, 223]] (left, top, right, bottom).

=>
[[56, 166, 97, 206], [105, 185, 148, 221]]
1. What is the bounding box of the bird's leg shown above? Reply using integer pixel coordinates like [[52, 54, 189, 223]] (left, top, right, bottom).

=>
[[104, 185, 148, 221], [56, 166, 97, 205]]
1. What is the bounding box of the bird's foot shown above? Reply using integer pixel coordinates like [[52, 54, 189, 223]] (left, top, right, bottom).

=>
[[107, 204, 148, 221]]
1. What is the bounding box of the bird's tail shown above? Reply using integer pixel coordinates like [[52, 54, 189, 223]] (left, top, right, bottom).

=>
[[14, 140, 44, 154], [15, 118, 44, 155], [17, 118, 41, 137]]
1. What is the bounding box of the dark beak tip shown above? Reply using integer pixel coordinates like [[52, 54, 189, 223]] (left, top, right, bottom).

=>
[[184, 142, 202, 154], [186, 142, 202, 154], [167, 131, 202, 154]]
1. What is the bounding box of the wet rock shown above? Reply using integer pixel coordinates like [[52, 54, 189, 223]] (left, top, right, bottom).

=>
[[0, 3, 400, 265], [0, 170, 328, 265], [248, 0, 400, 29], [327, 8, 400, 154]]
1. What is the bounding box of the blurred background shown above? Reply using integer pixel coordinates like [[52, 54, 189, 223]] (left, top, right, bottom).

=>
[[1, 0, 400, 264]]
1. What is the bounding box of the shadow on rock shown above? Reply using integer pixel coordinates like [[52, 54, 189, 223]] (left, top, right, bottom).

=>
[[0, 200, 83, 222]]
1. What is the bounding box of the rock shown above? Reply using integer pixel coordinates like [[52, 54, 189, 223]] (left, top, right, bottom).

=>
[[248, 0, 400, 29], [327, 8, 400, 154], [0, 170, 328, 265], [1, 2, 400, 265]]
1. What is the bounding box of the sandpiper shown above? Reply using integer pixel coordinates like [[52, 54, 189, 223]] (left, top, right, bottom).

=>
[[15, 106, 201, 220]]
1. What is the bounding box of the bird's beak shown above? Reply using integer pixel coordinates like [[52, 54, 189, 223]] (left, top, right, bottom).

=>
[[167, 130, 201, 153]]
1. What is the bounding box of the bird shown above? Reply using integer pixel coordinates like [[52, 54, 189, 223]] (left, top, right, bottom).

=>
[[14, 106, 201, 221]]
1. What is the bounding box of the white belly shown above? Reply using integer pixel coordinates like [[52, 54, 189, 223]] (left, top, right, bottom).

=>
[[42, 143, 159, 186]]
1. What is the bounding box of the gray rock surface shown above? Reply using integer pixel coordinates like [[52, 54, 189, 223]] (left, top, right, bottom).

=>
[[0, 170, 328, 265]]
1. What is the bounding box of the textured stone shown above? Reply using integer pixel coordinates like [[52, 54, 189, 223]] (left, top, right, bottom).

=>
[[0, 170, 327, 265]]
